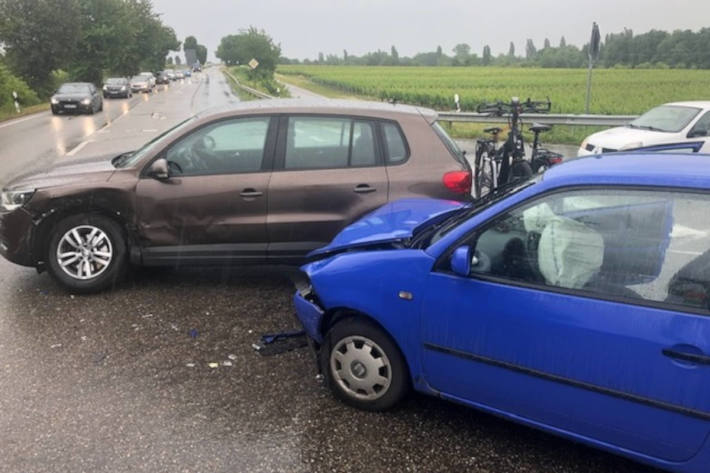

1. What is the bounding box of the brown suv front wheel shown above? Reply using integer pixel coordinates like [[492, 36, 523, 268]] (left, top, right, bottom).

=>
[[46, 214, 127, 293]]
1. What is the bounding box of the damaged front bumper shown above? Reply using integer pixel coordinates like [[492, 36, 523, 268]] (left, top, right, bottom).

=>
[[293, 288, 325, 345], [0, 207, 36, 267]]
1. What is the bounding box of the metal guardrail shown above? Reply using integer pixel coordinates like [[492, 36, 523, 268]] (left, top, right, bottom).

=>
[[437, 111, 638, 127], [222, 69, 273, 99]]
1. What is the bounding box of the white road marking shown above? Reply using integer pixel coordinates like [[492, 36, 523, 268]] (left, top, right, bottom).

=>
[[0, 111, 47, 129], [142, 129, 158, 132], [66, 140, 92, 156]]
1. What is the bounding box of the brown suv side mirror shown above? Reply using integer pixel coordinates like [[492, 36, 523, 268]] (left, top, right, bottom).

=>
[[148, 158, 170, 180]]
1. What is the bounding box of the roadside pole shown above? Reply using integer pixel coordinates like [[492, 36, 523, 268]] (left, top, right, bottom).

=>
[[12, 91, 21, 113], [585, 22, 601, 114]]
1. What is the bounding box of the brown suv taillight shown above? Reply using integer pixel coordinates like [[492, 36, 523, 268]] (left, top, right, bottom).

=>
[[443, 171, 472, 195]]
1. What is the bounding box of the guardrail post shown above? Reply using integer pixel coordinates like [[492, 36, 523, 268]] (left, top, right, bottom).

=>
[[12, 91, 21, 113]]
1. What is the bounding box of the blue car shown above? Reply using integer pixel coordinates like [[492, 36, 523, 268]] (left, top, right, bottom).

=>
[[294, 153, 710, 473]]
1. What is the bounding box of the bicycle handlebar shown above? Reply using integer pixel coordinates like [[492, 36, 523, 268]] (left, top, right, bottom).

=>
[[476, 97, 552, 116]]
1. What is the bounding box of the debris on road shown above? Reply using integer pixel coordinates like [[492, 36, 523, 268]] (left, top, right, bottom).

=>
[[208, 362, 219, 368], [252, 329, 307, 356]]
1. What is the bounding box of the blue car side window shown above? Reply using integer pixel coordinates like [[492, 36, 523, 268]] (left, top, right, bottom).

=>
[[463, 189, 710, 314]]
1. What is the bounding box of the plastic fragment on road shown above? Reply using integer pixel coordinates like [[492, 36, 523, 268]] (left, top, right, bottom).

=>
[[252, 329, 307, 356], [208, 362, 219, 368], [142, 313, 153, 319], [222, 360, 233, 367], [50, 343, 62, 349], [188, 329, 199, 338], [186, 363, 195, 368], [227, 354, 237, 361]]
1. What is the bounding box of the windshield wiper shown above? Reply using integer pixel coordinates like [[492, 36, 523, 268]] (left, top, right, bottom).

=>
[[637, 125, 665, 132], [628, 124, 665, 132], [111, 151, 134, 168]]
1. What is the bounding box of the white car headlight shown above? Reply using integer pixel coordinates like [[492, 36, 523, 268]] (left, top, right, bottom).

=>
[[121, 86, 127, 91], [620, 141, 643, 151], [103, 85, 108, 90], [81, 98, 91, 105], [51, 97, 59, 104], [1, 189, 35, 211]]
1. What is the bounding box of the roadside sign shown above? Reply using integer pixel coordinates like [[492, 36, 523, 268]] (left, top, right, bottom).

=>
[[248, 58, 259, 70]]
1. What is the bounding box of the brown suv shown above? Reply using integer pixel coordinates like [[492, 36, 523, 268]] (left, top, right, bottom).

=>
[[0, 99, 471, 292]]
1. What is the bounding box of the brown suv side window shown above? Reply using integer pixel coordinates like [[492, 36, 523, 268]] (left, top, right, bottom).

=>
[[284, 116, 377, 169], [382, 122, 408, 164], [166, 117, 270, 176]]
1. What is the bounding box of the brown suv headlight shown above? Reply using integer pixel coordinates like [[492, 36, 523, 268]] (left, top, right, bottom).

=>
[[1, 189, 35, 211]]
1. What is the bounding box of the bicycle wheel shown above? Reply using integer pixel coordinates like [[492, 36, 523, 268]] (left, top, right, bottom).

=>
[[474, 147, 495, 198]]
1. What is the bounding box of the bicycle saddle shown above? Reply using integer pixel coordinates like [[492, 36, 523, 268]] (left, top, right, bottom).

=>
[[484, 127, 503, 135], [529, 123, 552, 133]]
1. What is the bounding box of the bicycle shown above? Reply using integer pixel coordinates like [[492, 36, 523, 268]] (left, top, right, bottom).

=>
[[473, 97, 551, 198], [529, 123, 564, 173]]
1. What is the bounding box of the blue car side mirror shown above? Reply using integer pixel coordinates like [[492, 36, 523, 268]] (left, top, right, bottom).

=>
[[451, 246, 472, 277]]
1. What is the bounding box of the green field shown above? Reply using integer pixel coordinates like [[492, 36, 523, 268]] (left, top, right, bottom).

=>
[[277, 65, 710, 115]]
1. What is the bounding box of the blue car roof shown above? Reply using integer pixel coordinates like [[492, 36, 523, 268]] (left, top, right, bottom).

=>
[[541, 153, 710, 190]]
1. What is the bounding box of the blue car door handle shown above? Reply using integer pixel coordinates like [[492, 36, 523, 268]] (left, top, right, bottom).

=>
[[662, 348, 710, 365]]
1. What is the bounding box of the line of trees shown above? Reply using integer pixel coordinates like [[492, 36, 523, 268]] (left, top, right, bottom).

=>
[[216, 27, 281, 80], [281, 27, 710, 69], [183, 36, 207, 66], [0, 0, 180, 98]]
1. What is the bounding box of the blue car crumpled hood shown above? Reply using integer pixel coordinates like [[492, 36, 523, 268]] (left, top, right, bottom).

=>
[[308, 198, 468, 259]]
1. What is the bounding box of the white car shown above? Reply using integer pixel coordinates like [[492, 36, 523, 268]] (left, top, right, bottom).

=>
[[138, 72, 156, 89], [578, 101, 710, 156]]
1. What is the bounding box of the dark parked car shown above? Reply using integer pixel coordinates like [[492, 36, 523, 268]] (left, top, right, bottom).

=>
[[102, 77, 132, 99], [50, 82, 103, 115], [294, 153, 710, 473], [0, 99, 471, 292]]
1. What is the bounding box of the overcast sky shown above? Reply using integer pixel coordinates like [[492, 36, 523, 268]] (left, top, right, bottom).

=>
[[152, 0, 710, 61]]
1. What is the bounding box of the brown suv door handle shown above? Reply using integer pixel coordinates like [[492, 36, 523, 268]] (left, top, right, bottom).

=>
[[354, 184, 376, 194], [240, 188, 263, 198]]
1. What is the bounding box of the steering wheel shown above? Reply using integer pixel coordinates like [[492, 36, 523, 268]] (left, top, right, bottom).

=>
[[190, 135, 219, 169], [167, 160, 183, 174]]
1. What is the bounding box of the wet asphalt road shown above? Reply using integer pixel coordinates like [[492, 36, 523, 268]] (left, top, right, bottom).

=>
[[0, 69, 655, 472], [0, 259, 657, 473]]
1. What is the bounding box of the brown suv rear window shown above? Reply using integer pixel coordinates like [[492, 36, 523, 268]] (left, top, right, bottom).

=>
[[432, 122, 466, 165]]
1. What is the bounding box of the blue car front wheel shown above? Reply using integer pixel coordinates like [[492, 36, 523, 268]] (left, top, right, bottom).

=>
[[321, 317, 409, 411]]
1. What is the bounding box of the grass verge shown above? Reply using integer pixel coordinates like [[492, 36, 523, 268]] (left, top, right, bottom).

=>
[[0, 103, 49, 124], [226, 67, 291, 98]]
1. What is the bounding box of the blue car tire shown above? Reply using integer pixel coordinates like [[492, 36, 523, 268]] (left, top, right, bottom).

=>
[[320, 316, 409, 411]]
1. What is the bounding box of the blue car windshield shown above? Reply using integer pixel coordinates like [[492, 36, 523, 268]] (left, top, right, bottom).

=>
[[413, 174, 542, 248]]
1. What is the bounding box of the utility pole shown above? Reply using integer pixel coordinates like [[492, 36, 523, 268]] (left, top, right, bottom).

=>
[[585, 22, 601, 114]]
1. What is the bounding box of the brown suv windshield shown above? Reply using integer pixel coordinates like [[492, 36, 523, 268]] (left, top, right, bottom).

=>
[[114, 116, 196, 168]]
